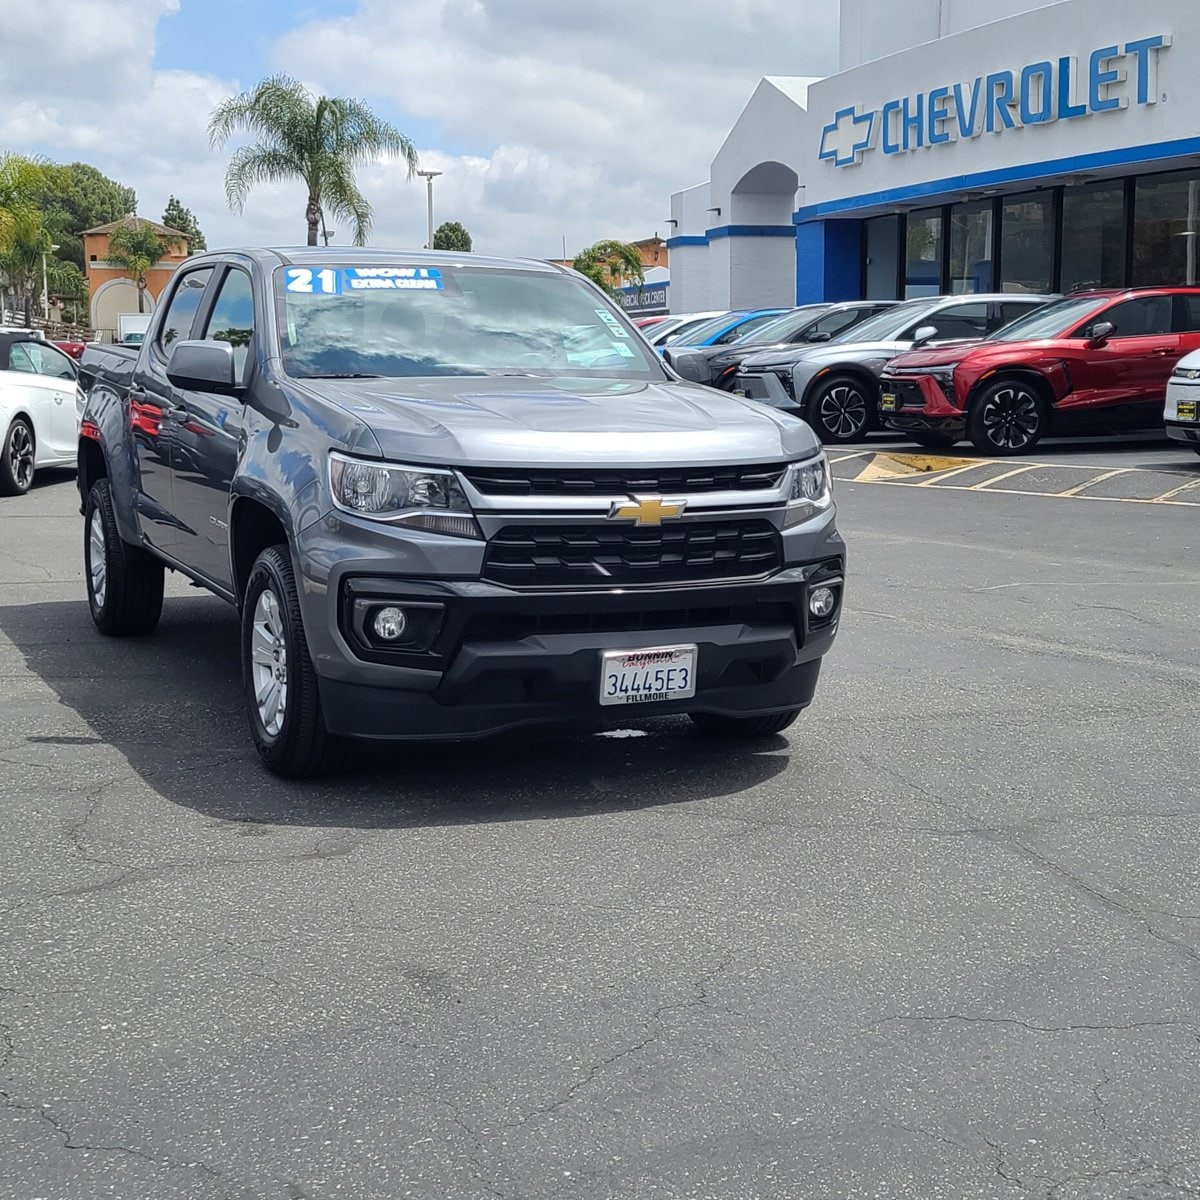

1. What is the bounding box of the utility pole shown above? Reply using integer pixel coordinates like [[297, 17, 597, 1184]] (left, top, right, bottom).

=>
[[416, 169, 443, 249], [41, 244, 60, 321]]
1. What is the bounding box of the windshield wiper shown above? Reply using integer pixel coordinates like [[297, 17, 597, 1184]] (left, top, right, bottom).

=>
[[304, 372, 382, 379]]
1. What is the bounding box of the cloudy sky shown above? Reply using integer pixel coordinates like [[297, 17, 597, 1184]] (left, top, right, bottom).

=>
[[1, 0, 839, 257]]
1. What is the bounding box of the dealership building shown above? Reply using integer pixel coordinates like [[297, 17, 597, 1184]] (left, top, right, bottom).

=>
[[667, 0, 1198, 311]]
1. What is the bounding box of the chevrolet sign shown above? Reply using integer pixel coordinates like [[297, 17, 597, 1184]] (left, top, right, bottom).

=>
[[819, 34, 1171, 167]]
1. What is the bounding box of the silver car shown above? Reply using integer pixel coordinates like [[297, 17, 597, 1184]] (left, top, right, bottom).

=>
[[733, 294, 1055, 444]]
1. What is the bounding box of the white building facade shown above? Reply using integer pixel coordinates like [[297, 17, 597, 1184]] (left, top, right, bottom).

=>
[[667, 0, 1198, 309]]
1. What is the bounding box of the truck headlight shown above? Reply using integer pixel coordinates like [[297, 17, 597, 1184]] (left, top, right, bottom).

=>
[[784, 454, 833, 527], [329, 452, 480, 538], [926, 367, 957, 404]]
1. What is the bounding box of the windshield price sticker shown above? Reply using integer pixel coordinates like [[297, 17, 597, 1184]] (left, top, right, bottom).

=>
[[595, 308, 630, 337], [283, 267, 444, 294]]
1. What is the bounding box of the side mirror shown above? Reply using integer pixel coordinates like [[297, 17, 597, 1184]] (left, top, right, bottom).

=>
[[806, 331, 833, 343], [663, 347, 711, 385], [911, 324, 940, 348], [1086, 320, 1115, 348], [167, 339, 238, 394]]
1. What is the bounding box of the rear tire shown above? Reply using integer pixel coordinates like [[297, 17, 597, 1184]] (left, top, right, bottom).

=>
[[241, 544, 349, 778], [0, 417, 35, 496], [908, 431, 960, 450], [804, 374, 875, 444], [689, 709, 802, 739], [967, 378, 1047, 456], [85, 479, 164, 636]]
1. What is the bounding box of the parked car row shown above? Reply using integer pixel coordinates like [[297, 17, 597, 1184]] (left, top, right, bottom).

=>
[[659, 288, 1200, 456]]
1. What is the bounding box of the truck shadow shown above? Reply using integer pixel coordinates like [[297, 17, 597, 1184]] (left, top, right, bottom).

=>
[[0, 595, 791, 830]]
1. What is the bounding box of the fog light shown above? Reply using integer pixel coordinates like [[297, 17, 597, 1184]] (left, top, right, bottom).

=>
[[372, 606, 408, 641], [809, 586, 836, 619]]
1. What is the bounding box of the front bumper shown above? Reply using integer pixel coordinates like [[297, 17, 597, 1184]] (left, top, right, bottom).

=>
[[1165, 381, 1200, 445], [879, 374, 964, 433], [307, 563, 842, 740]]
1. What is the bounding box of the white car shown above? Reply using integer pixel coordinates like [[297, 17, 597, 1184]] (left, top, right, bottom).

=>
[[1165, 348, 1200, 456], [0, 335, 81, 495]]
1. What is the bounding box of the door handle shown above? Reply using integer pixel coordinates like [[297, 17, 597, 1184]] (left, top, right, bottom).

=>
[[1153, 348, 1174, 356]]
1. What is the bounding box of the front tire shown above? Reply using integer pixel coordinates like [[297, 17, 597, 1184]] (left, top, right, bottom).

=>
[[0, 417, 35, 496], [967, 379, 1047, 456], [241, 544, 349, 778], [689, 709, 802, 739], [85, 479, 164, 635], [804, 374, 874, 444]]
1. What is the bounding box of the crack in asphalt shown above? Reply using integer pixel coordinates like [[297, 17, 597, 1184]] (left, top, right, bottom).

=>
[[866, 755, 1200, 971], [504, 950, 736, 1130], [0, 1092, 222, 1184], [881, 1014, 1182, 1036]]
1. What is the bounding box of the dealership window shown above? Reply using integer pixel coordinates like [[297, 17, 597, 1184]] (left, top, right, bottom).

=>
[[999, 192, 1053, 294], [1060, 181, 1125, 293], [1133, 170, 1200, 286], [904, 207, 943, 298], [949, 201, 994, 293], [864, 215, 900, 300]]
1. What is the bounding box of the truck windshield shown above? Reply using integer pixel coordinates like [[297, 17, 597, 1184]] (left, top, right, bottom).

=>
[[275, 263, 667, 380]]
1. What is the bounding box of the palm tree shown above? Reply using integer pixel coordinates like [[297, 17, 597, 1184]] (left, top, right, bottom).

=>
[[0, 153, 48, 250], [208, 75, 419, 247], [104, 217, 183, 313], [572, 240, 645, 296], [0, 205, 52, 326]]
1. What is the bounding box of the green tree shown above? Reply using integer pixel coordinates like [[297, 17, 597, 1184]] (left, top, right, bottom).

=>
[[208, 74, 419, 246], [571, 239, 645, 296], [162, 195, 207, 253], [432, 220, 472, 252], [0, 205, 54, 325], [104, 217, 183, 313], [37, 162, 136, 271]]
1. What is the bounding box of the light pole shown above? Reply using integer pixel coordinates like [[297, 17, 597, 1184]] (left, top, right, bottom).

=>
[[416, 169, 443, 249], [42, 244, 60, 322]]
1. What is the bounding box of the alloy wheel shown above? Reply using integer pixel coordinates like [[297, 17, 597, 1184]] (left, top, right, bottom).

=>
[[88, 509, 107, 609], [981, 386, 1040, 451], [250, 587, 289, 738], [816, 383, 868, 440], [8, 423, 33, 490]]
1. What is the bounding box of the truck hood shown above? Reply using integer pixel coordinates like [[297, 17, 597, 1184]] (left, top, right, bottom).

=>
[[294, 374, 820, 466], [740, 340, 908, 370]]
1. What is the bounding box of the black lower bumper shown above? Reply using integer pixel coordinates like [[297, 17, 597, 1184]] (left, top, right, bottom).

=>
[[1165, 420, 1200, 447], [318, 564, 840, 740], [884, 414, 966, 434]]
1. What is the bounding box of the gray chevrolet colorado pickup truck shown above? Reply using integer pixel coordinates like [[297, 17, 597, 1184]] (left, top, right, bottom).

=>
[[77, 248, 844, 777]]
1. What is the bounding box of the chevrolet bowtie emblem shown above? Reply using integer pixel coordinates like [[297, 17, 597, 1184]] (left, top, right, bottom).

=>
[[608, 497, 687, 526]]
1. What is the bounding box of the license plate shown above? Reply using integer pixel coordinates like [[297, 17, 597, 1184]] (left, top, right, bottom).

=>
[[881, 393, 898, 411], [600, 644, 697, 707], [1179, 400, 1197, 421]]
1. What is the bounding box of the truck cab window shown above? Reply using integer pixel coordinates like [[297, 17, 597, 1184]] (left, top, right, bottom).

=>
[[158, 268, 214, 353], [203, 269, 255, 378]]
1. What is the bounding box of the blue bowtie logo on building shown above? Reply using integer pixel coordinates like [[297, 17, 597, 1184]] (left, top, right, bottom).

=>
[[818, 106, 876, 168]]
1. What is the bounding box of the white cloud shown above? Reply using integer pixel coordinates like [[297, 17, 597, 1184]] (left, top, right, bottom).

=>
[[0, 0, 839, 257]]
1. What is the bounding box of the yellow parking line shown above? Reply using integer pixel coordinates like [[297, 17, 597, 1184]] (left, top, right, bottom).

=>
[[1052, 468, 1135, 497], [969, 464, 1043, 490], [1150, 476, 1200, 502], [912, 461, 993, 486]]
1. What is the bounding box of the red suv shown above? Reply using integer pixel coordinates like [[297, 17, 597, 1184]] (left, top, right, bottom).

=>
[[878, 288, 1200, 454]]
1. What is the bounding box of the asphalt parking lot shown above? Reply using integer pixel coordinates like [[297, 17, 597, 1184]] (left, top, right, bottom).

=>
[[3, 440, 1200, 1200]]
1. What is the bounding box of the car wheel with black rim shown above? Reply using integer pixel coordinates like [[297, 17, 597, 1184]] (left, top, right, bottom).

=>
[[241, 544, 349, 778], [967, 378, 1047, 456], [804, 374, 874, 444], [689, 709, 802, 738], [0, 417, 35, 496], [85, 479, 164, 635]]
